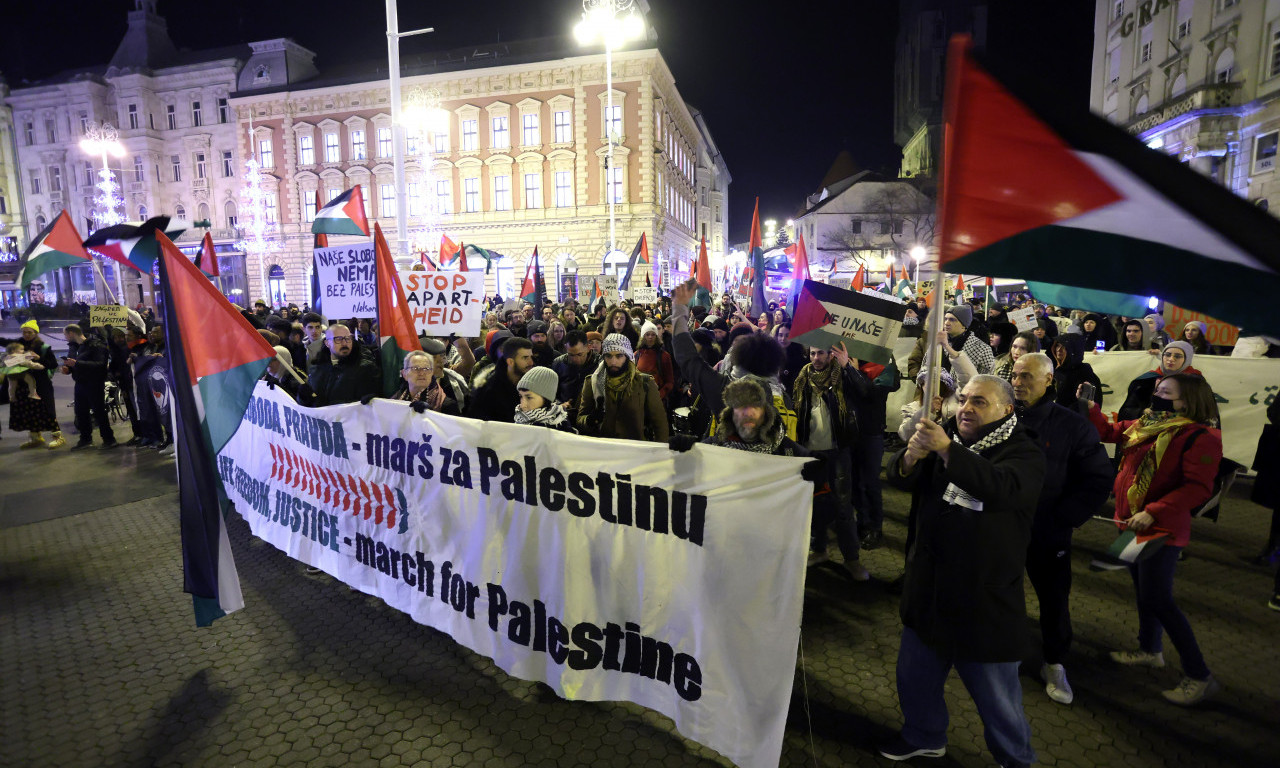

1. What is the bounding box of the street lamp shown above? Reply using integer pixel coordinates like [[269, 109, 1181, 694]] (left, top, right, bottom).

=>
[[910, 245, 927, 284], [403, 86, 450, 259], [80, 122, 127, 302], [574, 0, 644, 266]]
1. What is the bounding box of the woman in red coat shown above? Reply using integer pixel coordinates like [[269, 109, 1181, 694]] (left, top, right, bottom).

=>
[[635, 321, 674, 403], [1086, 373, 1222, 706]]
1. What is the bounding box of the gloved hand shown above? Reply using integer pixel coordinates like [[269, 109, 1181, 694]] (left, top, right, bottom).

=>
[[668, 434, 698, 453], [801, 458, 826, 484], [409, 400, 428, 414], [359, 394, 377, 406], [265, 378, 276, 390]]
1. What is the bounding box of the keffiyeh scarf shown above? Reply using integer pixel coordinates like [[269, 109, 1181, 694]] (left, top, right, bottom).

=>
[[941, 413, 1019, 511]]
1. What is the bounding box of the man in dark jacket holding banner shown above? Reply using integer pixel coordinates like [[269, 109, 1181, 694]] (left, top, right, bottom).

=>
[[882, 374, 1043, 768], [307, 324, 381, 406], [1011, 352, 1114, 706]]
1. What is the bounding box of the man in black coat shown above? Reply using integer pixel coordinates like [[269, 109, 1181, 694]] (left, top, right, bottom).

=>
[[881, 375, 1043, 768], [467, 336, 534, 423], [1012, 353, 1115, 706], [62, 324, 118, 449], [306, 324, 381, 406]]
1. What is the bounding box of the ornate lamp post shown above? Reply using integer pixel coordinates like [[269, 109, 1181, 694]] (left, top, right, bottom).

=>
[[80, 122, 128, 302], [403, 86, 450, 261], [238, 125, 280, 307]]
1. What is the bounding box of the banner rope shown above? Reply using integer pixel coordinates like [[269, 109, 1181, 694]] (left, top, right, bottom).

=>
[[797, 628, 819, 767]]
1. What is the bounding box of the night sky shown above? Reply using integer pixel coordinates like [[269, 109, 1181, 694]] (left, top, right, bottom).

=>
[[0, 1, 1093, 241]]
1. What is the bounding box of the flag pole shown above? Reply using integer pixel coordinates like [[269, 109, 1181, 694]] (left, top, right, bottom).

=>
[[985, 278, 991, 319], [921, 250, 946, 424], [91, 256, 119, 305]]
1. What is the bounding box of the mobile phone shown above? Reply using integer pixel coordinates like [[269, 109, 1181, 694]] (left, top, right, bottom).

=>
[[1095, 340, 1107, 352], [1079, 382, 1096, 402]]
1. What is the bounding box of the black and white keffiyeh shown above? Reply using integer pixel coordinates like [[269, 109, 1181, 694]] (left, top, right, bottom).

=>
[[513, 402, 571, 429], [940, 413, 1018, 512]]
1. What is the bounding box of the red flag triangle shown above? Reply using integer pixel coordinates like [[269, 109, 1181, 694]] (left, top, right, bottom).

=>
[[852, 265, 866, 292]]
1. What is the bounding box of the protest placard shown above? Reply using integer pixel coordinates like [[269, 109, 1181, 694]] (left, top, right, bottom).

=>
[[827, 277, 852, 291], [400, 271, 485, 337], [1010, 307, 1040, 332], [1164, 303, 1239, 347], [559, 274, 578, 302], [789, 280, 908, 365], [89, 305, 130, 328], [629, 286, 658, 304], [314, 244, 376, 318]]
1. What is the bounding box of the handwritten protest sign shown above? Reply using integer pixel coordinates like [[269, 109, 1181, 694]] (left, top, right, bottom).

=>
[[1010, 307, 1040, 332], [89, 305, 130, 327], [629, 286, 658, 304], [789, 280, 907, 365], [1164, 303, 1239, 347], [400, 271, 485, 337], [314, 244, 376, 318]]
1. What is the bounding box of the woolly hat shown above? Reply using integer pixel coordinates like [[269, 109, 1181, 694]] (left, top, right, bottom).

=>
[[270, 345, 304, 384], [21, 318, 39, 333], [690, 328, 715, 349], [1162, 340, 1194, 371], [585, 331, 604, 343], [517, 366, 559, 404], [640, 320, 660, 340], [526, 319, 549, 336], [946, 304, 973, 329], [1183, 320, 1207, 337], [915, 367, 956, 394], [601, 333, 634, 360], [722, 375, 773, 411], [418, 336, 447, 355]]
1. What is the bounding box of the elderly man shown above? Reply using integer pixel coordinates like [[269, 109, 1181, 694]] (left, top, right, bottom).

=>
[[576, 333, 669, 442], [1011, 352, 1114, 705], [391, 350, 459, 415], [882, 375, 1044, 768], [419, 337, 471, 413], [306, 324, 380, 406]]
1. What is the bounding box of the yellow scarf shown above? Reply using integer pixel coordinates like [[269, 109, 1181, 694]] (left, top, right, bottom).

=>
[[1122, 411, 1194, 514]]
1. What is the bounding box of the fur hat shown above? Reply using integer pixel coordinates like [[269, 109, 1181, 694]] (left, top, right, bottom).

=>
[[722, 375, 773, 411], [517, 366, 559, 404], [946, 304, 973, 329], [585, 331, 604, 343], [601, 333, 634, 360]]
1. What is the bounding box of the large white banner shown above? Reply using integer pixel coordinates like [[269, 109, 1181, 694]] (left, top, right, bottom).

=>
[[218, 383, 812, 768], [885, 341, 1279, 466]]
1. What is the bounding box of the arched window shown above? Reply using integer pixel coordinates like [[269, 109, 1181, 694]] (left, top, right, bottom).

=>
[[1170, 73, 1187, 98], [1215, 48, 1235, 83], [268, 264, 287, 307], [602, 249, 629, 278], [1135, 94, 1149, 115], [175, 204, 187, 219], [197, 202, 210, 223], [35, 214, 46, 230], [225, 200, 238, 228], [138, 205, 148, 220], [555, 254, 580, 301]]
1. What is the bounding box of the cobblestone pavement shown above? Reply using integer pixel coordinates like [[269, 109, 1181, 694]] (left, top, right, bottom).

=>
[[2, 395, 1278, 767]]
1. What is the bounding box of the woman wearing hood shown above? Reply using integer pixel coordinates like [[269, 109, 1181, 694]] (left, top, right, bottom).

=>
[[1049, 333, 1103, 410], [1117, 341, 1204, 422], [1144, 314, 1172, 350], [1081, 313, 1117, 351], [1111, 319, 1152, 351], [635, 320, 675, 403], [1180, 321, 1215, 356]]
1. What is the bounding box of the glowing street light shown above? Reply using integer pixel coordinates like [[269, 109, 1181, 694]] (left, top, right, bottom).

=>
[[80, 122, 128, 301], [574, 0, 645, 263], [910, 245, 928, 284]]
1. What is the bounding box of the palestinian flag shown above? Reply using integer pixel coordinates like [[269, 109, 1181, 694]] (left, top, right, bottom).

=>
[[464, 243, 501, 273], [1105, 528, 1169, 564], [312, 186, 369, 237], [311, 192, 329, 315], [84, 216, 188, 274], [953, 274, 966, 299], [938, 35, 1280, 336], [14, 211, 92, 288], [520, 247, 548, 310], [618, 233, 650, 290], [790, 279, 907, 366], [373, 222, 422, 396], [439, 234, 463, 268], [894, 278, 915, 300], [587, 276, 606, 313], [419, 252, 438, 270], [194, 231, 220, 277], [155, 231, 275, 626], [851, 265, 866, 292], [746, 198, 768, 315]]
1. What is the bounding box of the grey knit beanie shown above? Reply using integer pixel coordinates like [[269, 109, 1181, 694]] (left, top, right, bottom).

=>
[[517, 366, 559, 404], [946, 304, 973, 329]]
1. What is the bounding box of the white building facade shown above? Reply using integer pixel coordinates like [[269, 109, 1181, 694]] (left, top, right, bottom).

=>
[[1090, 0, 1280, 211]]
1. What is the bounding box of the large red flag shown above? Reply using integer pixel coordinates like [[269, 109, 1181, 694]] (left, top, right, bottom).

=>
[[374, 222, 423, 396], [195, 231, 219, 277], [696, 236, 713, 291]]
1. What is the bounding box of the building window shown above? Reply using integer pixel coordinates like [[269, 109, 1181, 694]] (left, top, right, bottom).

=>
[[494, 174, 512, 211], [192, 101, 202, 127], [604, 104, 622, 141], [433, 130, 448, 154], [606, 166, 623, 204], [1176, 19, 1191, 39], [407, 135, 419, 156], [78, 111, 89, 135], [1140, 41, 1152, 64], [44, 119, 56, 143], [128, 104, 139, 130], [1271, 28, 1280, 79], [554, 171, 572, 208], [1113, 0, 1124, 22], [380, 184, 396, 217], [849, 219, 862, 234], [377, 127, 392, 158], [303, 195, 317, 222], [222, 150, 234, 177], [195, 152, 207, 179], [225, 200, 239, 228], [259, 138, 274, 169], [351, 129, 366, 161], [217, 98, 229, 123], [134, 157, 145, 182], [1216, 48, 1235, 82], [436, 179, 451, 213], [1255, 132, 1278, 173], [408, 182, 421, 216], [23, 122, 33, 145], [264, 194, 278, 224], [463, 177, 480, 212], [491, 116, 509, 149], [49, 166, 62, 192], [323, 133, 339, 163], [171, 155, 182, 182], [522, 113, 540, 146], [554, 110, 572, 143], [83, 162, 95, 187], [524, 172, 541, 208], [299, 135, 315, 165], [462, 119, 478, 151], [166, 104, 176, 130]]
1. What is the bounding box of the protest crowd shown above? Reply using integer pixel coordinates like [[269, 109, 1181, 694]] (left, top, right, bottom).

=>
[[5, 276, 1280, 768]]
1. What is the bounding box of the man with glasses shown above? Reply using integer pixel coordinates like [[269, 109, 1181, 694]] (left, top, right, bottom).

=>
[[306, 323, 380, 406]]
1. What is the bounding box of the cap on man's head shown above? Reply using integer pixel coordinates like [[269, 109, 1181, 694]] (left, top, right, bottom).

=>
[[526, 319, 549, 336], [418, 337, 447, 355]]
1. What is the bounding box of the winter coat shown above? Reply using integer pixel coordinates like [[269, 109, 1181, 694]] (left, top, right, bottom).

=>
[[1116, 364, 1204, 423], [1251, 395, 1280, 509], [635, 344, 676, 401], [576, 364, 669, 442], [1018, 393, 1115, 547], [886, 415, 1045, 662], [1087, 408, 1221, 548], [1050, 333, 1102, 410], [855, 360, 901, 436], [306, 339, 381, 406], [552, 350, 601, 408], [467, 364, 521, 423], [67, 336, 111, 386], [793, 363, 864, 449]]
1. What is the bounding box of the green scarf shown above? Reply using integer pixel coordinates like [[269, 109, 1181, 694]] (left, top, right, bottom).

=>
[[793, 362, 847, 424], [604, 361, 636, 403]]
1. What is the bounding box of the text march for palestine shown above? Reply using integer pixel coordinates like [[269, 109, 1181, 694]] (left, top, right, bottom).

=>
[[155, 230, 277, 626], [937, 34, 1280, 337], [13, 210, 92, 288]]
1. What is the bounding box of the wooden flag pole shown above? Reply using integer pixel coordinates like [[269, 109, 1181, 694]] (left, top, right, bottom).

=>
[[91, 257, 120, 305], [920, 250, 946, 424]]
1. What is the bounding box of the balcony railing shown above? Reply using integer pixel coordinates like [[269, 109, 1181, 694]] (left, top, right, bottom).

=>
[[1127, 82, 1242, 134]]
